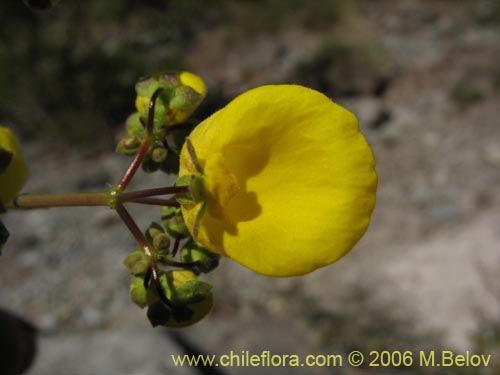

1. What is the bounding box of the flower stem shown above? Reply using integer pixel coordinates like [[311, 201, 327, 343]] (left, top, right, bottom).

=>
[[9, 192, 109, 209], [126, 197, 180, 207], [117, 87, 164, 191], [119, 186, 189, 202], [115, 204, 152, 256], [117, 137, 151, 191]]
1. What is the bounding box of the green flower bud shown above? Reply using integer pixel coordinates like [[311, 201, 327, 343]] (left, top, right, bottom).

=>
[[152, 233, 170, 252], [158, 73, 181, 87], [134, 72, 206, 127], [116, 135, 141, 156], [175, 175, 205, 205], [146, 270, 213, 328], [160, 270, 212, 305], [170, 86, 203, 110], [180, 240, 220, 274], [130, 276, 158, 308], [123, 251, 150, 276], [151, 146, 168, 164], [164, 215, 189, 238], [145, 222, 164, 241], [161, 206, 181, 221], [125, 112, 145, 137]]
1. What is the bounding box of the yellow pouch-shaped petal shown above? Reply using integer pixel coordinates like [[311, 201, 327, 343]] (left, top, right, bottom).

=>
[[0, 127, 28, 205], [180, 85, 377, 277]]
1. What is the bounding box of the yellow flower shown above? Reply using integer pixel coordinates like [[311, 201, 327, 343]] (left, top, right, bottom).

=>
[[179, 85, 377, 277], [0, 127, 28, 206]]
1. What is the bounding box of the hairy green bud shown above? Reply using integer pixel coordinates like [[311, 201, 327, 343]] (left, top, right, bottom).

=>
[[130, 276, 158, 308], [123, 251, 150, 276], [181, 240, 220, 274]]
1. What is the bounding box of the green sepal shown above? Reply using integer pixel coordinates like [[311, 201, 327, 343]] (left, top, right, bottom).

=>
[[153, 233, 170, 252], [123, 251, 150, 276], [163, 215, 189, 238], [115, 136, 141, 156], [170, 86, 203, 110], [158, 72, 181, 87], [180, 240, 220, 275], [175, 174, 205, 205], [151, 146, 168, 163], [160, 272, 212, 305], [145, 222, 165, 242], [130, 276, 158, 308], [161, 206, 181, 221], [125, 112, 145, 137], [0, 148, 13, 175]]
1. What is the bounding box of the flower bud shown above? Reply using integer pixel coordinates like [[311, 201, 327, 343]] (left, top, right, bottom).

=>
[[123, 251, 150, 276], [134, 71, 207, 127], [151, 146, 168, 164], [152, 233, 170, 252], [160, 270, 212, 305], [170, 86, 203, 111], [146, 222, 164, 239], [161, 206, 181, 221], [125, 112, 145, 137], [116, 135, 141, 156], [180, 240, 220, 274], [146, 270, 213, 328], [163, 215, 189, 238], [129, 276, 158, 308]]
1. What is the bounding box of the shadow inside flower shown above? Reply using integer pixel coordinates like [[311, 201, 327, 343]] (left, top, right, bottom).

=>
[[199, 141, 270, 256]]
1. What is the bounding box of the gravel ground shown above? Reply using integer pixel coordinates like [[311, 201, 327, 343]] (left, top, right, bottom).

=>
[[2, 2, 500, 374]]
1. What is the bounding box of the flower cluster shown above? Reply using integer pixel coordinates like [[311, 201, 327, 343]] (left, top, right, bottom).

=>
[[1, 71, 377, 327]]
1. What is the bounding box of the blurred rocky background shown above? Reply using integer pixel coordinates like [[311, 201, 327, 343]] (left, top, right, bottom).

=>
[[1, 0, 500, 374]]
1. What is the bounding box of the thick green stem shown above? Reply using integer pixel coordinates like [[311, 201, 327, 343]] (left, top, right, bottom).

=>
[[8, 192, 110, 209]]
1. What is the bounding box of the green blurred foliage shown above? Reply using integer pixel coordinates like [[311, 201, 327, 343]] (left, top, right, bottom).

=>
[[0, 0, 351, 147], [0, 0, 222, 147]]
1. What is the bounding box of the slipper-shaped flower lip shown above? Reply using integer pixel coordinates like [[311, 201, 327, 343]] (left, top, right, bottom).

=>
[[179, 85, 377, 277]]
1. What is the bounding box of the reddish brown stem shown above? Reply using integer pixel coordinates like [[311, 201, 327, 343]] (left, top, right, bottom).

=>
[[115, 204, 151, 256], [117, 138, 151, 191], [126, 197, 180, 207], [119, 186, 189, 202], [117, 88, 164, 191]]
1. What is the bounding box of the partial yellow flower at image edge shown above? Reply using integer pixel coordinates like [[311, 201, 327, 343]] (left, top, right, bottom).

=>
[[179, 85, 378, 277], [0, 127, 28, 206]]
